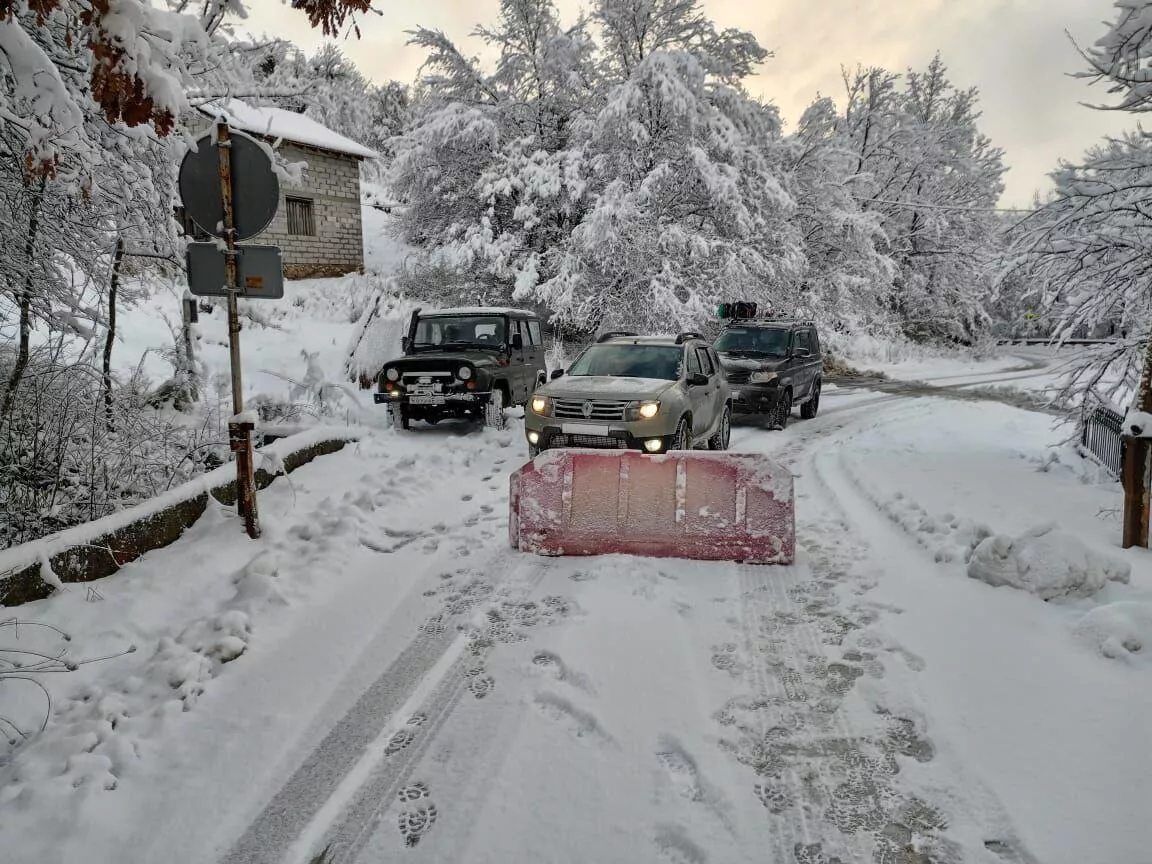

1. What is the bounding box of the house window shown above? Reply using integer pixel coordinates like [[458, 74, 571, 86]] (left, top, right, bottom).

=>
[[286, 197, 315, 236]]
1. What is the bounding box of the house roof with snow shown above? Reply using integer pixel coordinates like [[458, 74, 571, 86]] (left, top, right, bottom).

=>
[[196, 99, 378, 160]]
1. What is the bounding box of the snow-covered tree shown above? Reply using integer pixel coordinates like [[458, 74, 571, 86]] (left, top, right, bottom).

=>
[[390, 0, 805, 333], [782, 96, 896, 332], [835, 57, 1006, 342]]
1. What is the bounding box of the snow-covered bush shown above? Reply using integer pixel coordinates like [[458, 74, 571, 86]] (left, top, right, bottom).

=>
[[0, 349, 224, 549], [967, 523, 1131, 601], [1073, 601, 1152, 664]]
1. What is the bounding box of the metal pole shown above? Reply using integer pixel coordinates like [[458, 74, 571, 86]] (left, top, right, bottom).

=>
[[216, 121, 261, 539]]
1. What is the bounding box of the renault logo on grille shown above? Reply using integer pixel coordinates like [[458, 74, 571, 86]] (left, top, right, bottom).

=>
[[582, 400, 594, 418]]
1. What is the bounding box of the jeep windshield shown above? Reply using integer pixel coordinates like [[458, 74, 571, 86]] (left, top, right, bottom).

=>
[[715, 327, 790, 358], [412, 315, 506, 350], [566, 344, 683, 380]]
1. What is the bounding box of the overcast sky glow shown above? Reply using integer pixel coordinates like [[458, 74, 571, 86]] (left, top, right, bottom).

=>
[[242, 0, 1133, 207]]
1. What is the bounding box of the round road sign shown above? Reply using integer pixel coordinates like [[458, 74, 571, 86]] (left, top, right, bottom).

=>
[[178, 129, 280, 241]]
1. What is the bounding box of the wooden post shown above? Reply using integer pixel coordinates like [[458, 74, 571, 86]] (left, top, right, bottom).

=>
[[216, 121, 261, 539], [1122, 437, 1150, 548]]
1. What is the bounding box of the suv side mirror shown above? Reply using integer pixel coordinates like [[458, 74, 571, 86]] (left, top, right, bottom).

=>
[[511, 332, 524, 351], [792, 347, 810, 359], [689, 373, 709, 387], [550, 368, 565, 380]]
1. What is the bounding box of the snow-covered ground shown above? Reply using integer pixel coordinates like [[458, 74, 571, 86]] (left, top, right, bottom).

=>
[[3, 302, 1150, 863]]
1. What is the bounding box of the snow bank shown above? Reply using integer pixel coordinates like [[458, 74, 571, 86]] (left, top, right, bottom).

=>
[[1122, 409, 1152, 438], [0, 427, 361, 604], [1073, 601, 1152, 664], [967, 523, 1131, 600]]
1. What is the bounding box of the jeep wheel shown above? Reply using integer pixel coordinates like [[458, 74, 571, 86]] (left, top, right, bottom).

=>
[[485, 387, 508, 430], [708, 405, 731, 450], [772, 389, 792, 431], [670, 417, 690, 451], [390, 404, 410, 431], [800, 379, 821, 420]]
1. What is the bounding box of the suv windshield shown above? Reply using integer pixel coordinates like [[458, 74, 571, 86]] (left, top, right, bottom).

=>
[[567, 344, 683, 380], [412, 315, 506, 349], [715, 326, 790, 357]]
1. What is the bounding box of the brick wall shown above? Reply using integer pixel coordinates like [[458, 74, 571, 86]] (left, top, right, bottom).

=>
[[181, 116, 366, 279], [255, 142, 366, 279]]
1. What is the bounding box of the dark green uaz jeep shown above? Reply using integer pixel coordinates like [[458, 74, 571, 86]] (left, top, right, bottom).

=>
[[374, 306, 547, 430]]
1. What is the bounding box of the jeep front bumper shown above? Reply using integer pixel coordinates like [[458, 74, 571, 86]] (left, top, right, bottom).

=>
[[728, 384, 783, 414]]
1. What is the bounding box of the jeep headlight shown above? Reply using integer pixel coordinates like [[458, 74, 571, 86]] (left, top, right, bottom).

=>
[[457, 365, 472, 380], [531, 396, 550, 415], [626, 400, 660, 421], [749, 371, 778, 384], [385, 367, 400, 382]]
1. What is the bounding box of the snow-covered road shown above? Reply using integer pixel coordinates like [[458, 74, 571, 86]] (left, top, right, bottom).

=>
[[3, 376, 1149, 864]]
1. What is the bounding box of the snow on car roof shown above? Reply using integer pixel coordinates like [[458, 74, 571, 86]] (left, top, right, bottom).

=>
[[422, 307, 537, 317], [199, 99, 378, 160]]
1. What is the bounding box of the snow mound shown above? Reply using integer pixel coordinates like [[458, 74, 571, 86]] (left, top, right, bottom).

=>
[[967, 523, 1131, 600], [1073, 602, 1152, 664]]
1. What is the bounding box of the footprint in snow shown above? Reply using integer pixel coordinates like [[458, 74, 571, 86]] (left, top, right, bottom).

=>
[[653, 824, 708, 864], [656, 736, 705, 803]]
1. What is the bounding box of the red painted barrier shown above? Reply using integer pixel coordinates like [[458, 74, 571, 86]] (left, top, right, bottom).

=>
[[509, 449, 795, 564]]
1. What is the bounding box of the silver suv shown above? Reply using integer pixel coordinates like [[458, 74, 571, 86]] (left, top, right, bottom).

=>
[[524, 332, 732, 457]]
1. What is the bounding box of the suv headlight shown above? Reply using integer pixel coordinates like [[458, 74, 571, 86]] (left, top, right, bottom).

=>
[[626, 401, 660, 420], [457, 366, 472, 380], [385, 367, 399, 382], [749, 371, 778, 384], [531, 396, 550, 415]]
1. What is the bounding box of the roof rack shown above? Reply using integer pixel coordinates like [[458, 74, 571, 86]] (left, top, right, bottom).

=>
[[675, 331, 707, 344], [596, 330, 638, 343]]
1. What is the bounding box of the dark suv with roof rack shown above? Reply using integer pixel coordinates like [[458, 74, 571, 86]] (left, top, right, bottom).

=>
[[713, 306, 822, 429], [523, 331, 732, 457]]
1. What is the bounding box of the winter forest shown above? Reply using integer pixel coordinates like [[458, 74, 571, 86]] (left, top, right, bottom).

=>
[[1, 0, 1151, 548]]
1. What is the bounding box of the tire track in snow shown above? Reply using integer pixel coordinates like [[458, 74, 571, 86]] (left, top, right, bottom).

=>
[[721, 395, 1037, 864]]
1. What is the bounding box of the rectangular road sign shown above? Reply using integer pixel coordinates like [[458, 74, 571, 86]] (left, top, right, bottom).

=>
[[186, 242, 285, 299]]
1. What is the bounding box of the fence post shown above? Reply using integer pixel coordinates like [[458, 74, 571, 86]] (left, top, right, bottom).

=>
[[1123, 437, 1150, 548]]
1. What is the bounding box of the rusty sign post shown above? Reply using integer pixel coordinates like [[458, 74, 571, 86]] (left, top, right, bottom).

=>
[[216, 121, 260, 539], [179, 118, 282, 539]]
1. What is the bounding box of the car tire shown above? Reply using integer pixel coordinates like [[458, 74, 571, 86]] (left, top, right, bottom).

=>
[[772, 389, 792, 431], [670, 417, 690, 451], [391, 404, 410, 430], [708, 405, 732, 450], [800, 379, 821, 420], [485, 387, 508, 430]]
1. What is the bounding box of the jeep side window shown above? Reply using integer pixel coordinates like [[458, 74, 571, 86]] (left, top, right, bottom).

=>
[[528, 320, 542, 345], [794, 331, 809, 353], [808, 329, 820, 355], [695, 347, 714, 376]]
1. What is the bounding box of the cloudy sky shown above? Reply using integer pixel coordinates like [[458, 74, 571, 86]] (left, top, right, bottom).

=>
[[244, 0, 1133, 207]]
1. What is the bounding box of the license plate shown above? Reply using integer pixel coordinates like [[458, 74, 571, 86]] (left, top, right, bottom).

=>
[[409, 395, 445, 405], [561, 422, 609, 436], [731, 389, 742, 398]]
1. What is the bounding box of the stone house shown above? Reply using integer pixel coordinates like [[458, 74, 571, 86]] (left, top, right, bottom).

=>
[[178, 100, 377, 279]]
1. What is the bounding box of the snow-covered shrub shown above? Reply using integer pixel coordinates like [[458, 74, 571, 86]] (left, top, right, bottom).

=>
[[344, 286, 421, 387], [1073, 601, 1152, 664], [967, 523, 1131, 600], [0, 350, 225, 549]]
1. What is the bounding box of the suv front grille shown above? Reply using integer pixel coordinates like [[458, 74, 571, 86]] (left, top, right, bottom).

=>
[[547, 434, 626, 450], [723, 369, 751, 385], [552, 399, 629, 420]]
